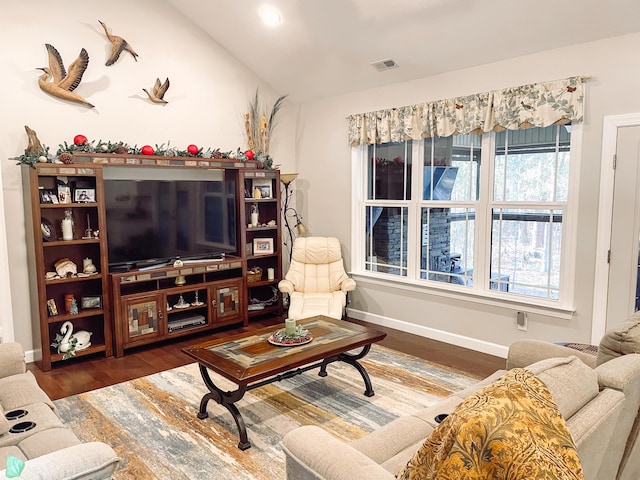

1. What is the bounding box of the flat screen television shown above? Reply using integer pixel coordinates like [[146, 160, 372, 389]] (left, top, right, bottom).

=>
[[103, 167, 237, 270]]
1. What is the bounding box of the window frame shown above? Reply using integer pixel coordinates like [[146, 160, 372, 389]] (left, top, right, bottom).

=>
[[350, 125, 582, 317]]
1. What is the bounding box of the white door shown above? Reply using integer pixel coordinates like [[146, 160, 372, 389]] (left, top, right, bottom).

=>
[[593, 114, 640, 343], [606, 125, 640, 330]]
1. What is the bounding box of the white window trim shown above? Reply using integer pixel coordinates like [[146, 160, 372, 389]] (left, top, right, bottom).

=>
[[350, 125, 582, 318]]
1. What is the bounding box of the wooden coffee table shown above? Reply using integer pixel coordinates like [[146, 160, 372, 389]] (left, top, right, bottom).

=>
[[182, 315, 387, 449]]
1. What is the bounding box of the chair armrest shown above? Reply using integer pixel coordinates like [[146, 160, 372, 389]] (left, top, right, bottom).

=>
[[340, 277, 356, 293], [507, 339, 597, 369], [281, 426, 395, 480], [1, 442, 120, 480], [278, 279, 294, 295], [0, 343, 26, 379]]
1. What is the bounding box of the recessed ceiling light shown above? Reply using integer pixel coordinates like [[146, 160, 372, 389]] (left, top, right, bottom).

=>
[[259, 5, 282, 27]]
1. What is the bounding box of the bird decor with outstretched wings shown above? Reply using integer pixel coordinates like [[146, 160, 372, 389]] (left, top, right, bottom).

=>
[[37, 44, 94, 108], [143, 77, 170, 104], [99, 20, 139, 66]]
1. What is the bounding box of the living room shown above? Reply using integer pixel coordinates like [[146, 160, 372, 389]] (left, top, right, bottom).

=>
[[3, 1, 640, 478], [3, 0, 640, 362]]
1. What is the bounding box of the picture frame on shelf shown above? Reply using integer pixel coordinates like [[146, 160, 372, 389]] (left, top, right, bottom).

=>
[[74, 188, 95, 203], [81, 296, 102, 309], [57, 185, 71, 204], [46, 299, 58, 316], [253, 237, 274, 255], [251, 179, 272, 199], [39, 189, 58, 204]]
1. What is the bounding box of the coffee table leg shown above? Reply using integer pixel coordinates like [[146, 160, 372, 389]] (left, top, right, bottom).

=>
[[196, 364, 252, 450], [319, 344, 375, 397]]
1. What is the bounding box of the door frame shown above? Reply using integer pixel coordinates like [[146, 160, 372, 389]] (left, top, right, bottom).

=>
[[592, 113, 640, 344]]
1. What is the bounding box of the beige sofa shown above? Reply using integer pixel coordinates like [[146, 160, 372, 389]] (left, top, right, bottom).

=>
[[281, 340, 640, 480], [0, 343, 120, 479]]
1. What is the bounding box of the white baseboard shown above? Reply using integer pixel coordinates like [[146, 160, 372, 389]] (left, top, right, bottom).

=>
[[25, 349, 37, 365], [347, 308, 509, 359]]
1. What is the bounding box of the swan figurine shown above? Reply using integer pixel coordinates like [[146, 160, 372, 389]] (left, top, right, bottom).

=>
[[58, 321, 92, 353]]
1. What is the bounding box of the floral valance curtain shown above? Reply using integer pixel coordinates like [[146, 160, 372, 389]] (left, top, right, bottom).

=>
[[348, 76, 587, 146]]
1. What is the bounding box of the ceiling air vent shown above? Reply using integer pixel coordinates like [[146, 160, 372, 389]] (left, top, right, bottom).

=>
[[371, 58, 399, 72]]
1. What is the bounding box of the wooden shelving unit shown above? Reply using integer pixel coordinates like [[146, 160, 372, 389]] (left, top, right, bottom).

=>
[[23, 155, 283, 368], [22, 164, 112, 371], [239, 169, 284, 319]]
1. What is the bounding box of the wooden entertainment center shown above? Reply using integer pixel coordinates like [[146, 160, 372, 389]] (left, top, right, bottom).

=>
[[23, 153, 283, 370]]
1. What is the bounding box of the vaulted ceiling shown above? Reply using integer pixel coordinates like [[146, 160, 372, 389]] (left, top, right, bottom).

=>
[[168, 0, 640, 103]]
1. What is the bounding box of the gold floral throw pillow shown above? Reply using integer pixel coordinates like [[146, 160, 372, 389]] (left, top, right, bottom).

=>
[[396, 368, 584, 480]]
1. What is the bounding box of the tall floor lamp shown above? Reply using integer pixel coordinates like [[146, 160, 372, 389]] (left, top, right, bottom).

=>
[[281, 173, 308, 263]]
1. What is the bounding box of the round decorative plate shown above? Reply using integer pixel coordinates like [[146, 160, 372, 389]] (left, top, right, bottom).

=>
[[267, 333, 314, 347], [41, 218, 56, 241]]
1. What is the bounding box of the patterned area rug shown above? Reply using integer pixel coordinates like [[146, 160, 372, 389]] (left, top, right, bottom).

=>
[[54, 345, 480, 479]]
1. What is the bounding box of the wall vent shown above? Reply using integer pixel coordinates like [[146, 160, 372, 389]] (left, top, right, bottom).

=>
[[371, 58, 399, 72]]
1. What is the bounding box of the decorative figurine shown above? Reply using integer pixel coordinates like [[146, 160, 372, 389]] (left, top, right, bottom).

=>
[[37, 44, 94, 108], [99, 20, 139, 66], [192, 291, 204, 306], [143, 78, 170, 104], [82, 257, 97, 274], [51, 321, 92, 360], [174, 295, 189, 309]]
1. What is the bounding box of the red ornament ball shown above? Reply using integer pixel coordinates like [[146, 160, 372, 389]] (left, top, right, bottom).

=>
[[73, 134, 87, 146], [244, 149, 255, 160], [141, 145, 155, 156], [187, 144, 199, 155]]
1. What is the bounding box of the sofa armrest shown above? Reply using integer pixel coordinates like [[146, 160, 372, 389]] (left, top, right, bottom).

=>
[[278, 279, 294, 295], [281, 426, 395, 480], [595, 353, 640, 392], [340, 277, 356, 293], [0, 343, 26, 379], [0, 442, 120, 480], [506, 339, 597, 369]]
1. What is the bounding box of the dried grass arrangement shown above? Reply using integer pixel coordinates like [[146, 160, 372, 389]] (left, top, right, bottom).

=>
[[244, 88, 287, 169]]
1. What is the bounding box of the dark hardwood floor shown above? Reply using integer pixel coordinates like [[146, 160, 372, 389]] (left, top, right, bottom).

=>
[[28, 316, 505, 401]]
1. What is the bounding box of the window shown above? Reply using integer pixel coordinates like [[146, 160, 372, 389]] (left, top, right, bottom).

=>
[[356, 124, 575, 306]]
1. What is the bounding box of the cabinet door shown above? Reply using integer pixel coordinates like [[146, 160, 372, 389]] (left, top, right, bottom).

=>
[[122, 294, 163, 342], [212, 280, 243, 322]]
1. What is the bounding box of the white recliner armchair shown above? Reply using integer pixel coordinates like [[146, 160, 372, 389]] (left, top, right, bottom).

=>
[[278, 237, 356, 320]]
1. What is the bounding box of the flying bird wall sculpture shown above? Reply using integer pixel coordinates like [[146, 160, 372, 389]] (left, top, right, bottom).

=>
[[143, 78, 170, 104], [37, 44, 94, 108], [99, 20, 139, 66]]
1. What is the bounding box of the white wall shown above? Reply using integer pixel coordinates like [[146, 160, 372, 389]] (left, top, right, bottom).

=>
[[0, 0, 296, 355], [296, 33, 640, 357]]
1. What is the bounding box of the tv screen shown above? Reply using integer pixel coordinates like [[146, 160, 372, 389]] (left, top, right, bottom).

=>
[[103, 168, 237, 269]]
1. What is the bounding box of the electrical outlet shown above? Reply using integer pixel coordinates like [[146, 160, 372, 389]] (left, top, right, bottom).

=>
[[516, 311, 527, 331]]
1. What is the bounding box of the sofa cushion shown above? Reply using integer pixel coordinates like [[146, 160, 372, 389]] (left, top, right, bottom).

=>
[[18, 427, 80, 459], [525, 355, 599, 419], [0, 343, 26, 379], [396, 368, 584, 480], [597, 314, 640, 366]]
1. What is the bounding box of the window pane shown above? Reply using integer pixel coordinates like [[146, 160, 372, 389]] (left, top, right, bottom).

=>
[[494, 125, 571, 202], [420, 207, 474, 286], [366, 206, 407, 275], [368, 142, 412, 200], [424, 134, 481, 201], [490, 208, 562, 299]]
